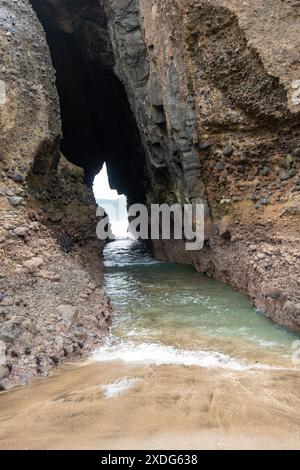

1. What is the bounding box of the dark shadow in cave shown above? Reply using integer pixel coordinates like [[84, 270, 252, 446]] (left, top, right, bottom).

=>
[[30, 0, 147, 204]]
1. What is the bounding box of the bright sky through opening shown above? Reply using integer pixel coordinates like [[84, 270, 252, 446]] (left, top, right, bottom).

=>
[[93, 164, 129, 239]]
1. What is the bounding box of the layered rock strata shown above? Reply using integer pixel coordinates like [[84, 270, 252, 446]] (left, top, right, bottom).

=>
[[0, 0, 112, 388], [103, 0, 300, 330]]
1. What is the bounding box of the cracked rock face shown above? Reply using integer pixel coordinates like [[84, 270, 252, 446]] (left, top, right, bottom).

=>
[[103, 0, 300, 202], [103, 0, 300, 330], [0, 0, 61, 176], [0, 0, 112, 387], [104, 0, 202, 203]]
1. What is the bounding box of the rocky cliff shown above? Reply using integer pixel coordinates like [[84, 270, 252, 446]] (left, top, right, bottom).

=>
[[0, 0, 299, 385], [0, 0, 112, 388], [103, 0, 300, 330]]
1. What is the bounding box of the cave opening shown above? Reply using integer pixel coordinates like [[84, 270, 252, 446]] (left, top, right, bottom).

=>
[[29, 0, 148, 206]]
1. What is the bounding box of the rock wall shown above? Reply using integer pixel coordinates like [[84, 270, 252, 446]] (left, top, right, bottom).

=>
[[0, 0, 61, 175], [103, 0, 300, 330], [0, 0, 112, 388]]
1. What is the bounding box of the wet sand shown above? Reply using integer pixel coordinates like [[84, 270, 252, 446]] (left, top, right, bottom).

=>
[[0, 360, 300, 450]]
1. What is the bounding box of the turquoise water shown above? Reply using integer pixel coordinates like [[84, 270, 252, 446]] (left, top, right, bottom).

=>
[[95, 239, 299, 370]]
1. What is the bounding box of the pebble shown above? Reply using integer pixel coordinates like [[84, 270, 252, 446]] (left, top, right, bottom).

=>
[[280, 169, 297, 181], [223, 145, 234, 157], [8, 196, 23, 206], [260, 197, 270, 205], [294, 148, 300, 159], [12, 173, 24, 184], [13, 226, 28, 237], [198, 142, 212, 150], [260, 166, 270, 176], [39, 271, 61, 282], [14, 187, 26, 196], [215, 162, 225, 170], [220, 198, 231, 205], [23, 257, 43, 271], [55, 304, 76, 324], [79, 293, 89, 300], [237, 164, 246, 173]]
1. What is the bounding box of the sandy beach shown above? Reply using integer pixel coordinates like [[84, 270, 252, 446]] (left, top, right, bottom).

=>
[[1, 360, 300, 450]]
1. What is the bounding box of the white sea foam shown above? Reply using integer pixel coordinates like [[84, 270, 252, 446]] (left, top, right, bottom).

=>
[[102, 378, 139, 398], [94, 341, 256, 371]]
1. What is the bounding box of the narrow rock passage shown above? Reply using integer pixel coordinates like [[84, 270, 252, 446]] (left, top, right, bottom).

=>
[[98, 239, 299, 370]]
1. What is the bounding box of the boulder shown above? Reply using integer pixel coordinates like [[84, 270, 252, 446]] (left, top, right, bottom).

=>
[[23, 257, 44, 271]]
